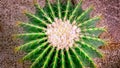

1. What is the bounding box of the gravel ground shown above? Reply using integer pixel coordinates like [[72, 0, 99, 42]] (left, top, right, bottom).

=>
[[0, 0, 120, 68]]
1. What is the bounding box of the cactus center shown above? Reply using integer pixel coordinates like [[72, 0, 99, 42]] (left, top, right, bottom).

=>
[[46, 18, 81, 50]]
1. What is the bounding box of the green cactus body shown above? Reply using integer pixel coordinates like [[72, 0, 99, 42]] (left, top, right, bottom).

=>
[[14, 0, 106, 68]]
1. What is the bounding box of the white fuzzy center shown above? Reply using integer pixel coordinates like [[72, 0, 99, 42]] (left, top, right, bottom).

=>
[[46, 18, 81, 50]]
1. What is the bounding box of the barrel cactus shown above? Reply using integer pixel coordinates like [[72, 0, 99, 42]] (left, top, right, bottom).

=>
[[14, 0, 106, 68]]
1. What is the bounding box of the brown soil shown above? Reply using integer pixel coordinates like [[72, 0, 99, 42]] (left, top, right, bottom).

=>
[[0, 0, 120, 68]]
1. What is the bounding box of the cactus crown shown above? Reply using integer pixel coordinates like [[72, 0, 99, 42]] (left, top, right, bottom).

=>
[[14, 0, 106, 68], [47, 18, 81, 50]]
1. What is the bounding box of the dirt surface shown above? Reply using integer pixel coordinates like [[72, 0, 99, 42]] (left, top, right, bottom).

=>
[[0, 0, 120, 68]]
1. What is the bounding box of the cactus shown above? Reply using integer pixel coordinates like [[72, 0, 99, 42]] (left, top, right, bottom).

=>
[[14, 0, 106, 68]]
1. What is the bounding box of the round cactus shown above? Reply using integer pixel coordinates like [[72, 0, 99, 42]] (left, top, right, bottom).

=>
[[14, 0, 106, 68]]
